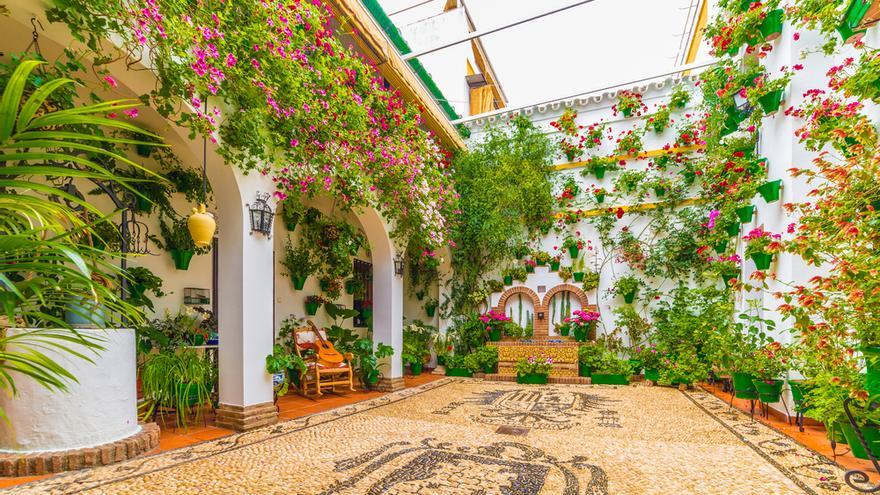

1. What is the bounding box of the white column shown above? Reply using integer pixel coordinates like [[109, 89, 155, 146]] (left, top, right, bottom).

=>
[[215, 171, 278, 430]]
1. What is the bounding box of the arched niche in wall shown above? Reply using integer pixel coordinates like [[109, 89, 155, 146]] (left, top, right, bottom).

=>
[[494, 286, 541, 330], [541, 284, 593, 336]]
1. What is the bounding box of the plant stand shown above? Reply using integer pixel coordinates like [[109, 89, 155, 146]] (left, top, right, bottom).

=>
[[842, 397, 880, 490]]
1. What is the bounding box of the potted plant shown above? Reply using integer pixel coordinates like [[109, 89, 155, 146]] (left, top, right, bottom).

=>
[[515, 356, 554, 384], [433, 333, 452, 367], [281, 239, 317, 290], [351, 338, 394, 389], [265, 343, 307, 397], [124, 266, 167, 311], [614, 89, 646, 118], [304, 295, 325, 316], [557, 265, 573, 282], [707, 254, 742, 287], [533, 250, 551, 267], [581, 271, 600, 291], [360, 300, 373, 320], [591, 352, 633, 385], [568, 309, 600, 342], [572, 255, 586, 282], [757, 179, 783, 203], [735, 204, 755, 223], [402, 339, 429, 375], [345, 276, 364, 295], [140, 348, 214, 430], [151, 214, 209, 270], [279, 197, 307, 231], [502, 266, 519, 285], [578, 343, 604, 377], [556, 176, 580, 206], [555, 320, 572, 337], [562, 236, 584, 258], [658, 348, 706, 389], [480, 309, 511, 342], [613, 275, 640, 304], [445, 354, 478, 377], [524, 259, 537, 273], [751, 342, 790, 403], [549, 254, 562, 271], [592, 186, 607, 204], [720, 310, 777, 402], [580, 155, 617, 179], [614, 129, 645, 156], [425, 297, 439, 317], [465, 345, 499, 374], [669, 84, 691, 109], [744, 226, 781, 270]]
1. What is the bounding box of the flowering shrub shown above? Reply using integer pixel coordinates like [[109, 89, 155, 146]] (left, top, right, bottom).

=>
[[645, 106, 671, 134], [750, 342, 791, 381], [631, 344, 663, 370], [658, 348, 706, 384], [514, 356, 554, 375], [566, 309, 600, 337], [557, 176, 580, 206], [614, 90, 646, 117], [551, 108, 584, 161], [742, 227, 781, 257], [615, 129, 645, 156]]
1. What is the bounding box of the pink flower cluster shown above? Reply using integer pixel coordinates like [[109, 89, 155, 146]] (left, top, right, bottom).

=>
[[743, 227, 780, 242]]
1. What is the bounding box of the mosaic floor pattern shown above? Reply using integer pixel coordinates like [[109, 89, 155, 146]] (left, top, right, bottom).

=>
[[8, 379, 862, 494]]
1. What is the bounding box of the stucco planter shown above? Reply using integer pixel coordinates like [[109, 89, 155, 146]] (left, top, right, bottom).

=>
[[0, 328, 139, 453]]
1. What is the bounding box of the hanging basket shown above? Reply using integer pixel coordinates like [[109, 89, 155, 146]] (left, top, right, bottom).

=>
[[595, 193, 605, 204], [550, 261, 560, 271], [621, 107, 633, 118], [568, 247, 580, 258], [594, 166, 606, 179], [722, 272, 739, 286], [305, 301, 320, 316], [758, 89, 784, 114], [758, 9, 785, 41], [623, 290, 637, 304], [503, 275, 513, 285], [653, 187, 666, 197], [750, 252, 774, 270], [838, 0, 871, 44], [319, 279, 330, 292], [345, 281, 357, 295], [426, 305, 437, 317], [291, 276, 307, 291], [724, 223, 740, 237], [735, 205, 755, 223], [170, 249, 195, 270], [757, 179, 782, 203], [573, 272, 585, 282]]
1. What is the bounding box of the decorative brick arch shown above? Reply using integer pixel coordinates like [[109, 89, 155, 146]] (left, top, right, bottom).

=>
[[494, 286, 541, 314], [541, 283, 591, 310]]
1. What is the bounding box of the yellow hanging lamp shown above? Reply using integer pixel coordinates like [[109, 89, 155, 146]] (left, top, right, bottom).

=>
[[187, 97, 216, 248]]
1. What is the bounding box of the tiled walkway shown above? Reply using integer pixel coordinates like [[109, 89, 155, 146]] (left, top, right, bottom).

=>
[[0, 373, 442, 490]]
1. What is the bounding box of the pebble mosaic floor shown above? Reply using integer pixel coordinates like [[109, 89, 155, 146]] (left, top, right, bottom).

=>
[[7, 379, 865, 494]]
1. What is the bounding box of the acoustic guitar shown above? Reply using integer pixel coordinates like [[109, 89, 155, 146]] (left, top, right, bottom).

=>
[[308, 321, 344, 366]]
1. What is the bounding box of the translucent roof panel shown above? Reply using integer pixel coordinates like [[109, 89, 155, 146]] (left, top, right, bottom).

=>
[[378, 0, 706, 109]]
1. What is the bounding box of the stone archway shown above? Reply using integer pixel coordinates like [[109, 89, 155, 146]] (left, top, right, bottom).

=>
[[541, 283, 591, 310]]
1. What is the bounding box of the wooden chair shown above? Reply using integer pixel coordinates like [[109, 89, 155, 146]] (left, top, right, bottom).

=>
[[293, 321, 356, 396]]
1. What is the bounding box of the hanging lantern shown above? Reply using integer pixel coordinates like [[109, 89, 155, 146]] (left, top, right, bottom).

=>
[[394, 252, 405, 277], [187, 203, 216, 248], [248, 192, 275, 237]]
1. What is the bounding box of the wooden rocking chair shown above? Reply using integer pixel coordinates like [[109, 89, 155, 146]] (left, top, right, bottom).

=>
[[293, 321, 356, 396]]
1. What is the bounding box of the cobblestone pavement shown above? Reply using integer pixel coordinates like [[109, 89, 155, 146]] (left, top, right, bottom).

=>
[[7, 379, 861, 494]]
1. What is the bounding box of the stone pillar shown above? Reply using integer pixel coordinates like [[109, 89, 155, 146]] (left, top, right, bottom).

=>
[[215, 171, 278, 431]]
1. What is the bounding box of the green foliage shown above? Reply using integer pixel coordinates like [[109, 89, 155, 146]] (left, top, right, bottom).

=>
[[595, 352, 633, 375], [612, 275, 640, 296], [265, 344, 306, 397], [124, 266, 167, 311], [450, 116, 555, 312], [613, 305, 649, 347], [578, 343, 604, 368], [151, 214, 210, 254], [448, 314, 488, 354], [514, 356, 553, 375], [402, 320, 436, 364], [464, 345, 498, 372], [281, 238, 318, 280], [140, 349, 215, 429]]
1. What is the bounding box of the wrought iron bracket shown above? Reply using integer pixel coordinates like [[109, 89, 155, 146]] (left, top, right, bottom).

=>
[[843, 397, 880, 492]]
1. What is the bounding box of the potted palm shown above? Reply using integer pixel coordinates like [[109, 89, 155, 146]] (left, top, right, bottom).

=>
[[515, 356, 553, 384]]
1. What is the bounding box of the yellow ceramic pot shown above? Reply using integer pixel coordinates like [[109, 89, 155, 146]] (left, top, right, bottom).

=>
[[187, 203, 215, 248]]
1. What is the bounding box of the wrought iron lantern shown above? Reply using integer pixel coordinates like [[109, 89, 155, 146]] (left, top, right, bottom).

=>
[[247, 192, 275, 238], [394, 252, 405, 277]]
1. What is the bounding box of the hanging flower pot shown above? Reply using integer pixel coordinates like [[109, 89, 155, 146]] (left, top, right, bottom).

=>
[[623, 290, 637, 304], [525, 265, 535, 274], [594, 166, 606, 179], [724, 223, 740, 237], [187, 204, 216, 248], [503, 275, 513, 285], [722, 272, 739, 286], [170, 249, 195, 270], [573, 272, 585, 282], [735, 205, 755, 223], [837, 0, 871, 44], [425, 304, 437, 317], [759, 9, 785, 41], [135, 143, 155, 158], [726, 105, 749, 124], [286, 221, 298, 231], [345, 280, 356, 295], [568, 247, 580, 258], [305, 301, 320, 316], [621, 107, 633, 118], [757, 179, 782, 203], [653, 187, 666, 197], [550, 261, 560, 271], [714, 240, 728, 254], [291, 276, 307, 291], [758, 89, 784, 114], [750, 252, 774, 270], [319, 279, 330, 292], [595, 192, 605, 204], [361, 308, 373, 320], [682, 170, 696, 185]]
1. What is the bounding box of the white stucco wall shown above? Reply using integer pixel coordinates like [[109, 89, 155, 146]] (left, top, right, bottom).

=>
[[0, 329, 138, 453]]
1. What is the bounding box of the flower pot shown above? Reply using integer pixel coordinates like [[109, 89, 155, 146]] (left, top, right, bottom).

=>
[[536, 260, 546, 267], [560, 326, 570, 337], [682, 170, 696, 185], [345, 281, 356, 294], [838, 0, 871, 44], [364, 370, 380, 388], [573, 327, 587, 342], [189, 334, 206, 346], [135, 143, 154, 157], [726, 105, 749, 124], [291, 276, 307, 291], [568, 247, 580, 258], [595, 193, 605, 204], [621, 107, 633, 118], [177, 382, 204, 407], [426, 306, 437, 317], [591, 373, 629, 385], [305, 301, 320, 316], [503, 275, 513, 285], [758, 89, 784, 114], [758, 9, 784, 41], [594, 166, 606, 179], [287, 366, 302, 387], [752, 378, 784, 403], [437, 356, 447, 367], [361, 308, 373, 319], [735, 205, 755, 223], [750, 252, 774, 270], [644, 369, 660, 382], [64, 296, 107, 328], [446, 368, 473, 378], [517, 373, 549, 384], [481, 364, 495, 374], [579, 365, 592, 377], [573, 272, 585, 282], [285, 221, 298, 231], [757, 179, 782, 203], [789, 380, 811, 411], [410, 362, 424, 375], [841, 421, 880, 460], [654, 187, 666, 197], [863, 346, 880, 397], [550, 261, 560, 271], [525, 266, 534, 273], [170, 249, 195, 270], [488, 328, 502, 342], [319, 279, 330, 291], [623, 290, 636, 304], [731, 372, 759, 400], [628, 359, 643, 375], [714, 240, 728, 254], [724, 223, 740, 237], [722, 271, 740, 286]]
